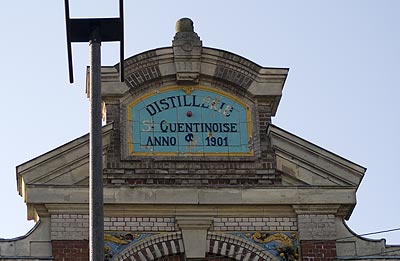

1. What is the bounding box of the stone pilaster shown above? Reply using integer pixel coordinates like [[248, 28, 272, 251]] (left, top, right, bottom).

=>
[[293, 205, 339, 260]]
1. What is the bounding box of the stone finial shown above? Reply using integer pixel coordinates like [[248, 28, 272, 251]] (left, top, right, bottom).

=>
[[172, 18, 202, 83], [176, 18, 194, 33]]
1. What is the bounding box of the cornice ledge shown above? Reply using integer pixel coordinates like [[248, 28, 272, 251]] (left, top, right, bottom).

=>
[[292, 204, 340, 215]]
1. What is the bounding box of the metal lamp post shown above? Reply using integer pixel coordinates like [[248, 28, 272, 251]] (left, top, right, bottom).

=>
[[64, 1, 124, 260]]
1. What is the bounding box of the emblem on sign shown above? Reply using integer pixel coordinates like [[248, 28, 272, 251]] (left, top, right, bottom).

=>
[[127, 86, 253, 156]]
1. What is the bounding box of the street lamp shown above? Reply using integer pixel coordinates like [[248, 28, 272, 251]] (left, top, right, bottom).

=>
[[64, 1, 124, 260]]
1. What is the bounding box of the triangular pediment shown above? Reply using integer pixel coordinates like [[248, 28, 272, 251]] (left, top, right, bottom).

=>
[[267, 124, 366, 187], [17, 124, 113, 198]]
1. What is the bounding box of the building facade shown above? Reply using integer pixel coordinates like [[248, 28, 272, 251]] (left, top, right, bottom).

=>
[[1, 18, 399, 261]]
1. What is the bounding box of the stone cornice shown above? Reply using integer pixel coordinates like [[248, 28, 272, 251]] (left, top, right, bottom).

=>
[[43, 204, 296, 217], [292, 204, 341, 215], [24, 186, 356, 206]]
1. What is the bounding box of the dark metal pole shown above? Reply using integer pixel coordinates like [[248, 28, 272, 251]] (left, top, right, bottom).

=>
[[89, 26, 104, 261]]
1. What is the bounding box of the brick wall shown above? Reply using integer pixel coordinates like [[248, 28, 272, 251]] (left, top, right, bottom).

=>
[[213, 217, 297, 231], [51, 214, 89, 240], [51, 215, 177, 240], [300, 240, 337, 261], [103, 161, 281, 187], [105, 102, 121, 166], [52, 240, 88, 261], [104, 217, 176, 232]]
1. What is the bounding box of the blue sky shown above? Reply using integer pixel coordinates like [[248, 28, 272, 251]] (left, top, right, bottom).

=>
[[0, 0, 399, 244]]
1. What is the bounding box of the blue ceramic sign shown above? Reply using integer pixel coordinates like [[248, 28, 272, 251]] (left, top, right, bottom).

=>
[[127, 86, 253, 156]]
